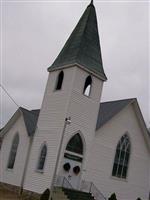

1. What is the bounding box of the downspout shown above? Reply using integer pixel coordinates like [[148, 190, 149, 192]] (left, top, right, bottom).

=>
[[20, 136, 33, 194]]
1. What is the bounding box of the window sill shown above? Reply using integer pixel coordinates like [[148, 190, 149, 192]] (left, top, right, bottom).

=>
[[83, 94, 91, 99], [110, 176, 128, 182], [6, 168, 13, 172], [53, 89, 62, 92], [35, 169, 44, 174]]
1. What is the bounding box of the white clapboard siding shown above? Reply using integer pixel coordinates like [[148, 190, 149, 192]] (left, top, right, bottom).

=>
[[23, 66, 104, 194], [0, 115, 30, 187], [85, 104, 149, 200]]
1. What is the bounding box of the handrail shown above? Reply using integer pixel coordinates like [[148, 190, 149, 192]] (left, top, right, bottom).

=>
[[62, 176, 73, 189], [54, 176, 106, 200], [80, 180, 106, 200], [54, 175, 73, 189]]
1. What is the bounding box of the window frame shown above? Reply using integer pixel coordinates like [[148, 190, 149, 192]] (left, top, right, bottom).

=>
[[54, 71, 64, 91], [66, 133, 84, 155], [111, 134, 131, 180], [36, 143, 47, 173], [83, 75, 92, 97], [7, 133, 19, 170]]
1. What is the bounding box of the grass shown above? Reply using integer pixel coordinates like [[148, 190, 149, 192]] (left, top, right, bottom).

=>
[[0, 188, 20, 200], [0, 187, 41, 200]]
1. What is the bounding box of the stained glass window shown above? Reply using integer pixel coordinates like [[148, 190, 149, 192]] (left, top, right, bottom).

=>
[[37, 144, 47, 171], [112, 134, 131, 179], [7, 133, 19, 169], [66, 133, 83, 155]]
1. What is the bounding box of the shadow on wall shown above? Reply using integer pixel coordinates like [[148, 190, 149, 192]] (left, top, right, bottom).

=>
[[108, 193, 117, 200], [40, 189, 50, 200], [40, 189, 144, 200], [108, 194, 143, 200]]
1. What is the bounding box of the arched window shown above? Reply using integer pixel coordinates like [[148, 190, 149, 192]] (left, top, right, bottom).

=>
[[37, 144, 47, 171], [66, 133, 83, 155], [7, 133, 19, 169], [55, 71, 64, 90], [112, 134, 131, 179], [83, 76, 92, 97]]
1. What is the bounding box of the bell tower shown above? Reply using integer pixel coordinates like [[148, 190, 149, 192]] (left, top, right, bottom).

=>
[[24, 1, 107, 193]]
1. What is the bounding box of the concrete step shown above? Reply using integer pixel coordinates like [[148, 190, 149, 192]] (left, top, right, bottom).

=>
[[62, 188, 95, 200], [53, 187, 69, 200]]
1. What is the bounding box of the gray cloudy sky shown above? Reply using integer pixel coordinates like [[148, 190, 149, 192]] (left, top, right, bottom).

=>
[[0, 0, 149, 128]]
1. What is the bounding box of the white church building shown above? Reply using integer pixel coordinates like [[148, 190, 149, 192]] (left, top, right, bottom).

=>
[[0, 1, 150, 200]]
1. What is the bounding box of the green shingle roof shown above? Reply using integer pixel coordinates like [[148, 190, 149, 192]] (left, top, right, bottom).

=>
[[20, 107, 40, 136], [48, 2, 107, 80], [96, 99, 135, 129]]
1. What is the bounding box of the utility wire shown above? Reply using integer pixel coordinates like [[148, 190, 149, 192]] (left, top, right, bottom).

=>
[[0, 83, 40, 131], [0, 83, 20, 108]]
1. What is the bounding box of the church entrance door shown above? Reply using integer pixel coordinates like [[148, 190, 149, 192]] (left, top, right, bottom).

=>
[[60, 133, 84, 189]]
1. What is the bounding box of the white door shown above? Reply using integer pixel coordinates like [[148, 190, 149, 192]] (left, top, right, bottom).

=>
[[59, 133, 84, 189], [61, 158, 82, 189], [60, 156, 82, 189]]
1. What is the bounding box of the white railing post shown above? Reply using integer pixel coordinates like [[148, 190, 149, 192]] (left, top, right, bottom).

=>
[[80, 180, 106, 200]]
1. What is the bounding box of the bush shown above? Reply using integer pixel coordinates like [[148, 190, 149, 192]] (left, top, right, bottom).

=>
[[108, 193, 117, 200], [136, 198, 142, 200], [40, 188, 50, 200]]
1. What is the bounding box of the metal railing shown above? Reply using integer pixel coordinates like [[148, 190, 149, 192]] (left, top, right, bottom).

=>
[[54, 175, 73, 189], [80, 180, 106, 200], [54, 176, 106, 200]]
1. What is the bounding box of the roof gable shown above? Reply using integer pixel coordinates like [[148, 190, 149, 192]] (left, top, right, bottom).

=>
[[96, 98, 135, 129], [0, 109, 21, 138], [20, 108, 40, 137], [0, 108, 40, 138], [96, 98, 150, 151], [1, 99, 149, 146]]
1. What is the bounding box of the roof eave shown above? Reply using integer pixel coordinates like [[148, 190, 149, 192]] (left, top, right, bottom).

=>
[[132, 100, 150, 151], [20, 107, 38, 137], [48, 63, 107, 81], [96, 98, 135, 130], [0, 108, 22, 138], [0, 107, 37, 139]]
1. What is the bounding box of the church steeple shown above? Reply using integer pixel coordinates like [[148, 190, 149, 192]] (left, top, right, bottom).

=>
[[90, 0, 93, 5], [48, 2, 107, 81]]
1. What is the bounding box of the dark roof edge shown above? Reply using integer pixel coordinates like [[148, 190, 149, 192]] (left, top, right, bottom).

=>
[[132, 100, 150, 149], [20, 107, 40, 137], [96, 98, 136, 130], [101, 98, 136, 104], [48, 63, 107, 81], [0, 107, 40, 138], [0, 108, 21, 138]]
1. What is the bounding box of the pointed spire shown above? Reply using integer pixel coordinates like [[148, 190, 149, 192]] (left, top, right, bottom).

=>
[[90, 0, 93, 5], [48, 2, 107, 81]]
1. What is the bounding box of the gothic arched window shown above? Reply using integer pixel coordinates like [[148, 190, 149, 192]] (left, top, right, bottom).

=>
[[112, 134, 131, 179], [66, 133, 83, 155], [37, 144, 47, 171], [7, 133, 19, 169], [83, 76, 92, 97], [55, 71, 64, 90]]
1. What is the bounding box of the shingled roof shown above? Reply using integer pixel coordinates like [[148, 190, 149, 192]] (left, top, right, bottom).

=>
[[96, 98, 135, 130], [20, 99, 135, 134], [48, 1, 107, 80], [1, 99, 147, 138], [20, 108, 40, 136], [0, 108, 40, 138]]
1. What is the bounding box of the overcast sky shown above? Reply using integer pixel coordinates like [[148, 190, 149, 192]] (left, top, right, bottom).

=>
[[0, 0, 149, 128]]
